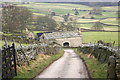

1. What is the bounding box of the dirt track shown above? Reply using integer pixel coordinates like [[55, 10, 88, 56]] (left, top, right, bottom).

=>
[[35, 49, 89, 78]]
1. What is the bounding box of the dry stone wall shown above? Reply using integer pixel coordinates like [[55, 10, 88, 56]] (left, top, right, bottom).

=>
[[77, 43, 120, 79], [14, 41, 61, 66]]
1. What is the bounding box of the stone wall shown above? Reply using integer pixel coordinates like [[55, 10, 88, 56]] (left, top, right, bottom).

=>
[[16, 41, 61, 66], [77, 43, 120, 79], [56, 37, 82, 47]]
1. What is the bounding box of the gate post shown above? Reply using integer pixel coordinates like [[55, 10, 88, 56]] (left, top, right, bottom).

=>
[[0, 49, 2, 80], [12, 43, 17, 76]]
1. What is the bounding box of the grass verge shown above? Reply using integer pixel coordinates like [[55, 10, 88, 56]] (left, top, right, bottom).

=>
[[13, 50, 64, 80], [73, 48, 108, 78]]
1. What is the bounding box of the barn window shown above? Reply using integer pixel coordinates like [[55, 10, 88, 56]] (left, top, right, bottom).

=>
[[63, 42, 69, 47]]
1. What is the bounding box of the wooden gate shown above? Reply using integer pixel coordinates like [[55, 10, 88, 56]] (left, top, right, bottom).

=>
[[2, 43, 17, 80]]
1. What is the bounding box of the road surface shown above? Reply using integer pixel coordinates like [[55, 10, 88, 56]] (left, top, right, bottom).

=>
[[35, 49, 89, 79]]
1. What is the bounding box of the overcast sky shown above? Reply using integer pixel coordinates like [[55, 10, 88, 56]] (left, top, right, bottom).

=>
[[1, 0, 120, 2]]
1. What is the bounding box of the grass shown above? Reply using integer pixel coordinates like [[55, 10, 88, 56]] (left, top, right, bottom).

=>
[[32, 31, 48, 35], [52, 16, 64, 22], [103, 26, 118, 31], [82, 32, 118, 46], [79, 23, 118, 31], [16, 3, 118, 19], [94, 12, 117, 19], [74, 48, 108, 78], [17, 2, 92, 16], [33, 13, 45, 16], [77, 19, 99, 23], [100, 18, 118, 25], [102, 6, 118, 11], [13, 49, 64, 79], [0, 40, 29, 48], [17, 2, 118, 31]]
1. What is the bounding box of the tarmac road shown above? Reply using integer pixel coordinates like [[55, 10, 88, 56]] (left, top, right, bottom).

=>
[[35, 49, 89, 79]]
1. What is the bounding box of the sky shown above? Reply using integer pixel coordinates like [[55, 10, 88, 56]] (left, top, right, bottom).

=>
[[1, 0, 120, 2]]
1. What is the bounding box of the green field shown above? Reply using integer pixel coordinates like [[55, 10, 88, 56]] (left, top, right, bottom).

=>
[[1, 2, 118, 46], [77, 19, 99, 23], [0, 40, 29, 48], [102, 6, 118, 11], [32, 31, 47, 35], [18, 3, 92, 16], [17, 3, 118, 30], [100, 18, 118, 25], [17, 3, 117, 17], [79, 23, 118, 31], [82, 32, 118, 46]]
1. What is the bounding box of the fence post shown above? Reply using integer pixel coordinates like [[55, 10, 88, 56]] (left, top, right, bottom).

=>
[[12, 43, 17, 76], [107, 56, 116, 79], [5, 38, 8, 48]]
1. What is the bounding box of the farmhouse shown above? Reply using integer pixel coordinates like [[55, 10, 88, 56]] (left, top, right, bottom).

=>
[[40, 28, 82, 47]]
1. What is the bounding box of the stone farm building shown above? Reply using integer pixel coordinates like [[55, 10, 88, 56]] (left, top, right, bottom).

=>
[[40, 29, 82, 47]]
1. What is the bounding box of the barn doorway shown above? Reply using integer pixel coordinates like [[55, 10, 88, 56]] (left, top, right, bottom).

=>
[[63, 42, 69, 47]]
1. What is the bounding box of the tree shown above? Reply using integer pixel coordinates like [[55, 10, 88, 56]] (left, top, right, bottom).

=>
[[91, 22, 104, 30], [74, 10, 79, 15], [51, 12, 56, 16], [67, 13, 70, 16], [65, 23, 73, 31], [91, 16, 95, 19], [62, 14, 69, 22], [70, 17, 73, 21], [2, 5, 33, 33], [82, 16, 85, 19], [60, 22, 65, 31], [90, 6, 102, 15], [36, 16, 57, 32]]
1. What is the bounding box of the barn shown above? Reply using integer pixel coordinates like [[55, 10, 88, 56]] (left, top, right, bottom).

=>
[[40, 29, 82, 47]]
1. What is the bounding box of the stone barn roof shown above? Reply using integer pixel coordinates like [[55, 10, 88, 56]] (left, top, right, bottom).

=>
[[41, 31, 82, 39]]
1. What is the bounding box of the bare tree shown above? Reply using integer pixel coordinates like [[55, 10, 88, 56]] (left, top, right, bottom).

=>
[[36, 16, 57, 32], [2, 5, 33, 33]]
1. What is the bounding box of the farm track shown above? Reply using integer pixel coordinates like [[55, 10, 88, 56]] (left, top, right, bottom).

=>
[[34, 49, 89, 79]]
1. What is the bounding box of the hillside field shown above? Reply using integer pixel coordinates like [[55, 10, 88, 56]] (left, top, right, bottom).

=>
[[82, 32, 118, 46], [11, 3, 120, 46], [17, 2, 118, 31]]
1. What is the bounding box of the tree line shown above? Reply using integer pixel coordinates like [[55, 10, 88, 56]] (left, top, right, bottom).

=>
[[2, 5, 58, 33], [2, 5, 104, 34]]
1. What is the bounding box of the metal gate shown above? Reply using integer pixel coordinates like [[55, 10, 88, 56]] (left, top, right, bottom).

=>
[[2, 43, 17, 80]]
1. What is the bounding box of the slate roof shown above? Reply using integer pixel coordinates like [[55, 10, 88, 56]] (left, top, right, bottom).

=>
[[41, 31, 82, 39]]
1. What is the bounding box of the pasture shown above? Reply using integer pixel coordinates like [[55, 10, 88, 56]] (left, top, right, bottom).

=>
[[82, 32, 118, 46], [100, 18, 118, 25], [77, 19, 99, 23], [2, 2, 118, 46], [101, 6, 118, 11], [0, 40, 29, 48], [79, 23, 118, 31], [17, 2, 119, 46], [17, 3, 117, 17]]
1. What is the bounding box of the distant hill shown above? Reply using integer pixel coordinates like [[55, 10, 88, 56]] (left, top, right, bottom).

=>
[[24, 0, 119, 2], [43, 2, 118, 6], [2, 0, 119, 2], [1, 0, 119, 6]]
